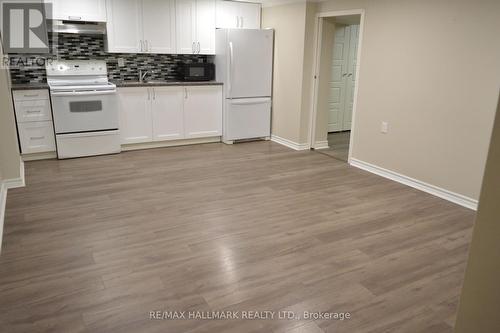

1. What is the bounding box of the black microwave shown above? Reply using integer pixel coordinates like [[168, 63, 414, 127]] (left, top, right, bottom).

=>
[[180, 63, 215, 81]]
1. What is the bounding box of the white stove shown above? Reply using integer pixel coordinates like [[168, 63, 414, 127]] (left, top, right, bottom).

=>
[[46, 60, 120, 159]]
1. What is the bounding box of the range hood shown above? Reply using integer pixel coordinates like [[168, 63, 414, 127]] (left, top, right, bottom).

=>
[[48, 20, 106, 35]]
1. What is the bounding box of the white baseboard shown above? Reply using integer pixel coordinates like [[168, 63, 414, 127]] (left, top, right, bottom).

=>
[[3, 160, 26, 190], [313, 141, 330, 150], [22, 151, 57, 161], [0, 182, 7, 254], [1, 160, 26, 253], [350, 158, 478, 211], [271, 135, 310, 151], [122, 137, 221, 151]]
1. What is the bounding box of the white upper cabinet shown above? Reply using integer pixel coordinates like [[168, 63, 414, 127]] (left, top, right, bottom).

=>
[[106, 0, 143, 53], [176, 0, 197, 54], [238, 1, 260, 28], [196, 0, 216, 54], [176, 0, 216, 55], [48, 0, 107, 22], [106, 0, 176, 54], [216, 0, 261, 29], [142, 0, 176, 54]]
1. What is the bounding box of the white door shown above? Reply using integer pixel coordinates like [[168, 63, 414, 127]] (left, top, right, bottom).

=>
[[238, 2, 261, 29], [224, 97, 271, 141], [152, 87, 185, 141], [118, 88, 153, 144], [184, 86, 222, 138], [328, 25, 350, 132], [51, 0, 107, 22], [196, 0, 216, 55], [227, 29, 273, 98], [176, 0, 197, 54], [142, 0, 176, 54], [343, 24, 359, 131], [215, 0, 239, 28], [106, 0, 143, 53]]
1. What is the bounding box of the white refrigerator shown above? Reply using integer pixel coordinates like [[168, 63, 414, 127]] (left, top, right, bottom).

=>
[[215, 29, 274, 143]]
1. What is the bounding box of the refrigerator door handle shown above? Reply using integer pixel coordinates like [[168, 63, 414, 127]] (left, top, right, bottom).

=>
[[230, 98, 271, 105], [229, 41, 234, 97]]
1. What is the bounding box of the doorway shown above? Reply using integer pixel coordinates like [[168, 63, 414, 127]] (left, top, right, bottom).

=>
[[309, 11, 364, 163]]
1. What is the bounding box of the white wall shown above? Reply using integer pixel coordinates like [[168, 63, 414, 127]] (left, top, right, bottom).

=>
[[265, 0, 500, 201]]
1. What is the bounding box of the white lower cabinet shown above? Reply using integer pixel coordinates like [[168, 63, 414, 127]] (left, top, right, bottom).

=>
[[17, 121, 56, 154], [118, 87, 152, 144], [12, 89, 56, 155], [152, 87, 184, 141], [118, 85, 222, 145], [184, 86, 222, 138]]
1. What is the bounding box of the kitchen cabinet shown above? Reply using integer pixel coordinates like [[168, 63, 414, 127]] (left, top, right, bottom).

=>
[[216, 0, 261, 29], [105, 0, 143, 53], [46, 0, 107, 22], [152, 87, 184, 141], [184, 86, 222, 138], [118, 87, 152, 144], [176, 0, 216, 55], [12, 89, 56, 155], [118, 85, 222, 145], [106, 0, 176, 54]]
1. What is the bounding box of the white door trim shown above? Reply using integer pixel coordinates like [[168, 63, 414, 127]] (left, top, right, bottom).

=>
[[308, 8, 365, 165]]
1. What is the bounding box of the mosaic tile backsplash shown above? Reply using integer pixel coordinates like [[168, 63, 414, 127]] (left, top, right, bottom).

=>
[[9, 33, 211, 84]]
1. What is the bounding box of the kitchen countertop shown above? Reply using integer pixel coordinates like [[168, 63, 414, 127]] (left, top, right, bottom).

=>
[[11, 83, 49, 90], [10, 81, 222, 90], [112, 80, 223, 87]]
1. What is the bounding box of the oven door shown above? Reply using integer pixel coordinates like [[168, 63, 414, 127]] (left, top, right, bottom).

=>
[[50, 90, 118, 134]]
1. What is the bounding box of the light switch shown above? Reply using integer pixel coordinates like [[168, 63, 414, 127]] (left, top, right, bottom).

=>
[[381, 121, 389, 134]]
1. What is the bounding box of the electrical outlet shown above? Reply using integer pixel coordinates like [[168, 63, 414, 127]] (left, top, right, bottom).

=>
[[117, 58, 125, 67], [381, 121, 389, 134]]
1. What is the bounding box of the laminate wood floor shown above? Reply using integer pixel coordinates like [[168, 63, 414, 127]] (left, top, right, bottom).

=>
[[0, 141, 475, 333], [319, 132, 351, 162]]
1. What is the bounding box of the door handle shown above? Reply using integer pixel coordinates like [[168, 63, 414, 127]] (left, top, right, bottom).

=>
[[228, 41, 234, 96], [347, 73, 353, 77], [140, 40, 143, 52], [342, 73, 347, 77], [197, 41, 201, 54], [184, 87, 188, 99], [192, 42, 195, 54], [145, 40, 149, 52]]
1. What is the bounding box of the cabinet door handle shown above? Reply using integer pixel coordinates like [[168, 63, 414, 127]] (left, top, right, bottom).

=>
[[153, 88, 156, 100], [236, 16, 239, 28], [185, 87, 188, 99], [145, 40, 149, 53], [192, 42, 195, 54], [23, 94, 39, 97], [240, 16, 244, 28], [30, 136, 45, 140], [197, 41, 200, 54], [68, 16, 81, 20], [140, 40, 143, 52], [26, 109, 42, 113], [147, 88, 150, 100]]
